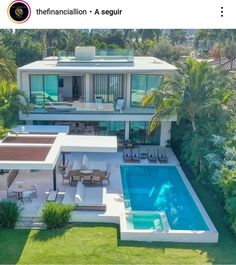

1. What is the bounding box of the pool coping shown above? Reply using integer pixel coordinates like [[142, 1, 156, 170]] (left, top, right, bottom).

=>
[[119, 164, 219, 243]]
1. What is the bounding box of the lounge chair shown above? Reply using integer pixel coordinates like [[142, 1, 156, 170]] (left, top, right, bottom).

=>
[[123, 148, 132, 162], [157, 147, 168, 163], [132, 147, 140, 163], [147, 149, 157, 163], [115, 98, 124, 111], [75, 182, 106, 211]]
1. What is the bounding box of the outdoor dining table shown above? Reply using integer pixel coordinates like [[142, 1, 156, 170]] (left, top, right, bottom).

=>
[[9, 184, 34, 199]]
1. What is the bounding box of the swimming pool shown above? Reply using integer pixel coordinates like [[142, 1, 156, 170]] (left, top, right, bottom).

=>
[[121, 165, 209, 230], [120, 165, 218, 242]]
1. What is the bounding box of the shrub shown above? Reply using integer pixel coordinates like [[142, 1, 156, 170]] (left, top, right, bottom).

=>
[[0, 200, 22, 228], [42, 202, 74, 229]]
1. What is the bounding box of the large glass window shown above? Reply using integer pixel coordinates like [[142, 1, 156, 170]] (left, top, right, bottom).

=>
[[30, 75, 44, 106], [44, 75, 58, 102], [93, 74, 123, 102], [30, 74, 59, 105], [93, 75, 109, 102], [97, 121, 125, 140], [131, 74, 162, 106], [130, 121, 160, 144]]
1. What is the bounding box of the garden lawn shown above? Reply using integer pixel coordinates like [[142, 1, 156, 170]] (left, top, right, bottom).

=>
[[0, 178, 236, 264]]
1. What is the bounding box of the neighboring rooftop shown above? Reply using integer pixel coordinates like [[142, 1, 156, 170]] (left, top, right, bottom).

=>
[[18, 46, 177, 73]]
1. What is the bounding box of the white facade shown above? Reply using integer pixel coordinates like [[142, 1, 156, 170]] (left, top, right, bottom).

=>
[[17, 47, 177, 146]]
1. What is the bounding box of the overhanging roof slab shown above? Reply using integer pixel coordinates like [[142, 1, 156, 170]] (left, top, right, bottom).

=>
[[0, 134, 117, 170], [60, 135, 117, 153]]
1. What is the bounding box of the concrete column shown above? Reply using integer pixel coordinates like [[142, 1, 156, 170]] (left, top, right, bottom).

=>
[[125, 121, 130, 140], [53, 167, 57, 191], [126, 74, 131, 108], [85, 74, 90, 102], [160, 121, 172, 146]]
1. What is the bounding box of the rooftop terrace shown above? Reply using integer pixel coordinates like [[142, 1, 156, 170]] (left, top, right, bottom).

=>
[[18, 46, 177, 72]]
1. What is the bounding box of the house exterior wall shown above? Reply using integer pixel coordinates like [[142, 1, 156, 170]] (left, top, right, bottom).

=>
[[160, 121, 172, 146], [59, 76, 72, 99], [17, 55, 176, 145]]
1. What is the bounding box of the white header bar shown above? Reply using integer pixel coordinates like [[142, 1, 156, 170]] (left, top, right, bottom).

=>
[[0, 0, 235, 29]]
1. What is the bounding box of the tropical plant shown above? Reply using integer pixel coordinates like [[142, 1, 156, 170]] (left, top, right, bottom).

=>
[[169, 29, 187, 44], [0, 45, 16, 81], [42, 202, 74, 229], [0, 200, 22, 228], [0, 119, 9, 139], [0, 80, 29, 127], [142, 58, 232, 132], [141, 57, 234, 177], [137, 29, 162, 41]]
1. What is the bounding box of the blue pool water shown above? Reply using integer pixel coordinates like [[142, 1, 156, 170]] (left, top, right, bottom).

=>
[[121, 165, 209, 231]]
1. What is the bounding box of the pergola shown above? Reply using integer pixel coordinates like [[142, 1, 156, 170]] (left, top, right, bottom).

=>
[[0, 133, 117, 190]]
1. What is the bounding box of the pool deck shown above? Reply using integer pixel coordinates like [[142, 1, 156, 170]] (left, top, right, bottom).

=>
[[0, 147, 178, 220], [0, 147, 218, 243]]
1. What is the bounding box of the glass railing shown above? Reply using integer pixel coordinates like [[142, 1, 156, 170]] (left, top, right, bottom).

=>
[[96, 49, 134, 60], [57, 51, 75, 61], [30, 101, 154, 114], [57, 49, 134, 62]]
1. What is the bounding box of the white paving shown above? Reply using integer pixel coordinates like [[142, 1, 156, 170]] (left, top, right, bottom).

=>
[[0, 148, 178, 221]]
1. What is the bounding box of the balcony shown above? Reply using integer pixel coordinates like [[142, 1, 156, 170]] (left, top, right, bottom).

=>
[[29, 101, 155, 115]]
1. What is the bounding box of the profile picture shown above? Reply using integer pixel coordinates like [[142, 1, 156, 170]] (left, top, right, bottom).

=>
[[8, 0, 31, 23]]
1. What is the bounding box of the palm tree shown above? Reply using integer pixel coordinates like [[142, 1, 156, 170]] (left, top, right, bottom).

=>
[[0, 80, 29, 127], [137, 29, 162, 41], [0, 45, 16, 81], [141, 57, 233, 133], [141, 57, 234, 177]]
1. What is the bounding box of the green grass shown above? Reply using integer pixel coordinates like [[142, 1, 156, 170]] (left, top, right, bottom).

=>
[[0, 178, 236, 264]]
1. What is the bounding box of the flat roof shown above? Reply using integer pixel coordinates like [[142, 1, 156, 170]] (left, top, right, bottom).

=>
[[60, 135, 118, 153], [0, 130, 117, 170], [0, 146, 51, 161], [18, 57, 177, 74], [3, 136, 56, 144]]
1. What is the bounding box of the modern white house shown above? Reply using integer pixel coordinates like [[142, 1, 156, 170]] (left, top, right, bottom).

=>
[[17, 46, 177, 146]]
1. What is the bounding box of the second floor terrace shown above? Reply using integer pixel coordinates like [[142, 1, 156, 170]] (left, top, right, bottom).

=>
[[18, 46, 177, 117], [22, 72, 166, 115]]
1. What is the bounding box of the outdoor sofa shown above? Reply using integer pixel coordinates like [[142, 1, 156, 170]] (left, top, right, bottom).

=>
[[75, 181, 107, 211]]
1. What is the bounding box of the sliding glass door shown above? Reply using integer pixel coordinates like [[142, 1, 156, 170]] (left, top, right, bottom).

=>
[[30, 75, 44, 106], [30, 74, 58, 105], [93, 74, 123, 102], [129, 121, 160, 144], [131, 74, 162, 106], [44, 75, 58, 102]]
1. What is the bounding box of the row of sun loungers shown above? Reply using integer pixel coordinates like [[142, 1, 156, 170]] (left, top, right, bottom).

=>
[[148, 148, 168, 163], [123, 148, 141, 163], [123, 147, 168, 163]]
